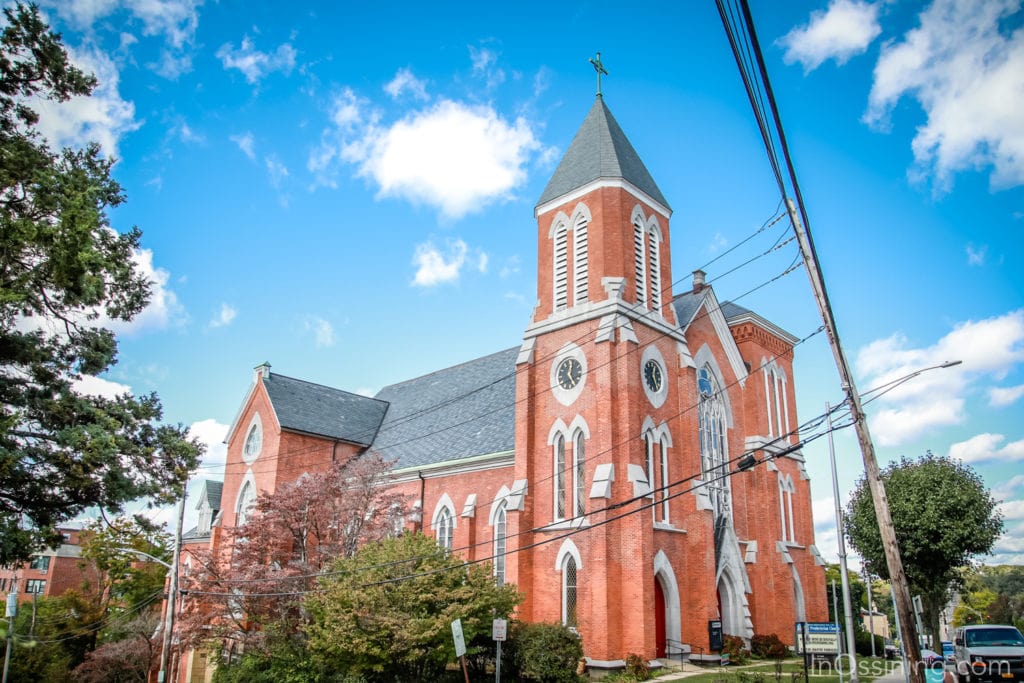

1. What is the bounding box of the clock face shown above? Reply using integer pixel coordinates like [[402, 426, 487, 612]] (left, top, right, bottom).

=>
[[556, 357, 583, 390], [644, 359, 663, 393]]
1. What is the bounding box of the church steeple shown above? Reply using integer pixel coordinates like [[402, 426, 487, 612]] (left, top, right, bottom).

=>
[[536, 97, 669, 210]]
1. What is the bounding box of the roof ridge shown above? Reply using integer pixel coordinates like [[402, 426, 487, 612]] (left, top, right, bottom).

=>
[[267, 372, 389, 406]]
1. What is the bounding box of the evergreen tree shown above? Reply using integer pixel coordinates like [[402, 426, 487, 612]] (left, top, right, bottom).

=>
[[0, 4, 201, 563]]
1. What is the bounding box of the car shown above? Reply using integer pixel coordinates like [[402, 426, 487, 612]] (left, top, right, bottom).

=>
[[943, 641, 956, 663], [922, 648, 945, 665], [953, 624, 1024, 683]]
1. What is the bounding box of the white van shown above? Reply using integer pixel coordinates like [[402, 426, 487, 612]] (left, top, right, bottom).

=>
[[953, 625, 1024, 683]]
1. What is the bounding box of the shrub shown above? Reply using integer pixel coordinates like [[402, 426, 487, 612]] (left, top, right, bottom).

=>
[[624, 653, 651, 680], [854, 629, 885, 657], [751, 633, 788, 659], [506, 622, 584, 683], [723, 635, 750, 665]]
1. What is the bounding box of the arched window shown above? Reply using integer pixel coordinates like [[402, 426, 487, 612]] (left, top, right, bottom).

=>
[[763, 363, 791, 442], [573, 430, 586, 518], [494, 502, 507, 585], [633, 217, 647, 307], [572, 215, 588, 305], [658, 434, 670, 522], [644, 432, 656, 500], [648, 225, 661, 311], [554, 433, 567, 520], [779, 475, 796, 543], [235, 479, 256, 526], [698, 365, 730, 517], [553, 223, 569, 311], [562, 555, 578, 628], [436, 506, 454, 551]]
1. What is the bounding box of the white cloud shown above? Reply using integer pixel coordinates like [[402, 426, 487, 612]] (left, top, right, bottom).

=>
[[499, 255, 520, 278], [176, 121, 204, 144], [856, 309, 1024, 446], [73, 374, 132, 399], [412, 239, 470, 287], [352, 100, 541, 219], [217, 36, 296, 84], [477, 252, 489, 273], [966, 243, 988, 266], [208, 303, 237, 329], [33, 45, 140, 159], [104, 247, 186, 336], [865, 0, 1024, 191], [231, 132, 256, 160], [43, 0, 201, 49], [469, 45, 506, 89], [948, 433, 1024, 464], [265, 155, 289, 188], [780, 0, 881, 72], [1000, 499, 1024, 521], [990, 383, 1024, 407], [384, 68, 428, 101], [304, 317, 335, 348], [993, 475, 1024, 501]]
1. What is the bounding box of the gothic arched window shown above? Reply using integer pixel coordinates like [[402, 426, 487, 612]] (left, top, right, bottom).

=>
[[698, 365, 730, 516], [436, 506, 454, 551], [554, 433, 567, 520], [235, 479, 256, 526], [494, 502, 508, 585], [573, 430, 586, 518], [562, 555, 578, 628]]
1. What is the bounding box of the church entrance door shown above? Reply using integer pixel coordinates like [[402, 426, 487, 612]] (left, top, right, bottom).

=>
[[655, 577, 667, 658]]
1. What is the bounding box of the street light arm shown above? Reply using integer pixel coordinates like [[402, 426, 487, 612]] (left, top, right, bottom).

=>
[[111, 547, 173, 571]]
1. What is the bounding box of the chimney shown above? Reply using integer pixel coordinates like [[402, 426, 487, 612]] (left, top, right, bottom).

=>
[[254, 362, 271, 382], [692, 270, 707, 292]]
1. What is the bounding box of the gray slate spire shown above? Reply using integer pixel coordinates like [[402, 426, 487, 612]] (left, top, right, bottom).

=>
[[536, 97, 669, 209]]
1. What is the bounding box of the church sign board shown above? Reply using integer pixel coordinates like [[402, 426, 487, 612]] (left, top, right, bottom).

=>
[[794, 622, 840, 655]]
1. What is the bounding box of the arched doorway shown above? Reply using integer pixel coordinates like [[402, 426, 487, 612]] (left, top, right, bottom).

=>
[[655, 578, 666, 658]]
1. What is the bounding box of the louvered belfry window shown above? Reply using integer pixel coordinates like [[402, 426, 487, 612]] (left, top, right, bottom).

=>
[[553, 223, 569, 311], [572, 216, 588, 305], [648, 226, 661, 310], [633, 217, 647, 307]]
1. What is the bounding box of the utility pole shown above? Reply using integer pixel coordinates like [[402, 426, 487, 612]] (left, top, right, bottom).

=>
[[2, 590, 16, 683], [788, 198, 923, 683], [832, 579, 844, 683], [866, 574, 876, 658], [158, 482, 187, 683], [828, 402, 859, 682]]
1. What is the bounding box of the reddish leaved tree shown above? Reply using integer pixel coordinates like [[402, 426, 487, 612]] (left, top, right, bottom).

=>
[[176, 453, 407, 656]]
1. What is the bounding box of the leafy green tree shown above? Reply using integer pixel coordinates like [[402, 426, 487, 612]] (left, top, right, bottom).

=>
[[0, 3, 201, 563], [0, 590, 104, 682], [845, 453, 1003, 645], [79, 515, 171, 620], [304, 532, 521, 682]]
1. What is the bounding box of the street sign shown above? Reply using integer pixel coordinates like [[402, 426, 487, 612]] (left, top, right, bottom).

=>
[[794, 622, 840, 655], [452, 618, 466, 657], [493, 618, 507, 642]]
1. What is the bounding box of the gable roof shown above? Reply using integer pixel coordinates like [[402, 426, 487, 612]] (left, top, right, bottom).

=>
[[196, 480, 223, 510], [536, 97, 669, 209], [263, 373, 389, 446], [370, 347, 517, 470]]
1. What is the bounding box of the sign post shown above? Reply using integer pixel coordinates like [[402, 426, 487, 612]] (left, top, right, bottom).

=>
[[796, 622, 841, 682], [451, 619, 469, 683], [493, 618, 507, 682]]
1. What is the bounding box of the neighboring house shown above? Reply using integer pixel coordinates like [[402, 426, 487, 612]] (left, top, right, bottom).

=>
[[0, 528, 100, 605], [187, 94, 828, 678], [862, 608, 891, 640]]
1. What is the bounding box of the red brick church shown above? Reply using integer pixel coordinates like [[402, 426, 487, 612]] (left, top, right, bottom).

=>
[[199, 94, 827, 675]]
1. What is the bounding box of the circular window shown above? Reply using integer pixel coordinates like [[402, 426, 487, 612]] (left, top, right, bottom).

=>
[[242, 416, 262, 462]]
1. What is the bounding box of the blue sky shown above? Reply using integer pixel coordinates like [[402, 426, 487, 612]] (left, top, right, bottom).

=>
[[31, 0, 1024, 565]]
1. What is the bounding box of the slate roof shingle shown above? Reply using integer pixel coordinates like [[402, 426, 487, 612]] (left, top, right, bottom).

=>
[[537, 97, 669, 209], [370, 347, 517, 470], [263, 373, 389, 447]]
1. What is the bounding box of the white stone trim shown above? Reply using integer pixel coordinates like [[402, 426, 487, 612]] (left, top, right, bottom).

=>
[[507, 479, 528, 511], [234, 468, 257, 526], [554, 538, 583, 570], [654, 550, 682, 655], [430, 493, 457, 531], [550, 343, 587, 407], [627, 464, 651, 498], [461, 493, 477, 518], [241, 412, 263, 464], [641, 344, 669, 409], [589, 463, 614, 499], [693, 345, 736, 428], [489, 485, 511, 526]]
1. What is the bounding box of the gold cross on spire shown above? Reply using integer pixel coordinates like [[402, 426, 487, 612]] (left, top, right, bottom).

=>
[[589, 52, 608, 97]]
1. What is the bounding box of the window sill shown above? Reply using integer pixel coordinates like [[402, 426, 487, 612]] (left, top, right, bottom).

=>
[[541, 518, 590, 531], [654, 522, 687, 534]]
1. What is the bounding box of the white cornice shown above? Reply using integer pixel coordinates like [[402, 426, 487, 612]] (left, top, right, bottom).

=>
[[523, 297, 688, 347], [389, 450, 515, 483], [724, 310, 799, 345], [535, 177, 671, 220]]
